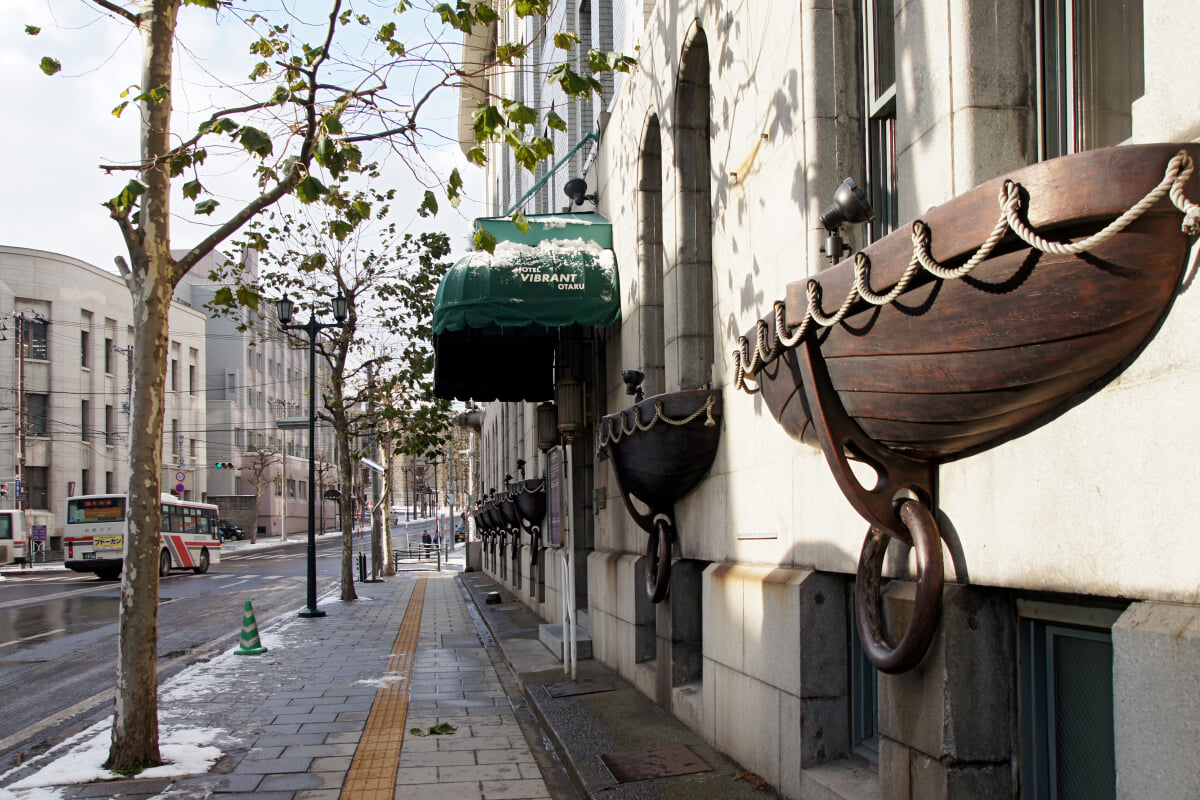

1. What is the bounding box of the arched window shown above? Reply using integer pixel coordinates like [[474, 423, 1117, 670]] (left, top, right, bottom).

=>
[[670, 28, 714, 390], [638, 115, 665, 396]]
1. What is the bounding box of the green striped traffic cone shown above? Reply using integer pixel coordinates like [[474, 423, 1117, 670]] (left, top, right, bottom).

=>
[[233, 600, 268, 656]]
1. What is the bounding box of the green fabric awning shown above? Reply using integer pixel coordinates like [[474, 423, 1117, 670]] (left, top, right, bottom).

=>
[[432, 213, 620, 402], [433, 215, 619, 335]]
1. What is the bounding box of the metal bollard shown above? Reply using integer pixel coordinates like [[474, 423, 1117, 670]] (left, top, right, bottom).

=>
[[357, 552, 366, 582]]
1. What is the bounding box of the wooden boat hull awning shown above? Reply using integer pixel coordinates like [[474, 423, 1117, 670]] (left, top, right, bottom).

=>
[[735, 143, 1200, 673], [747, 143, 1200, 463], [433, 214, 620, 402]]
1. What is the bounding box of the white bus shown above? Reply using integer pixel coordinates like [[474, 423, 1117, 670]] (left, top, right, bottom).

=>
[[64, 493, 221, 580], [0, 509, 31, 566]]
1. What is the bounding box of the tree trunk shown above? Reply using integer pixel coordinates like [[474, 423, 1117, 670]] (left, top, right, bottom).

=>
[[106, 0, 178, 773], [336, 423, 357, 601]]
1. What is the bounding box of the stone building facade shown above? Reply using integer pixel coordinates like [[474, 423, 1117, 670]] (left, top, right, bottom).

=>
[[451, 2, 1200, 798], [0, 247, 208, 549]]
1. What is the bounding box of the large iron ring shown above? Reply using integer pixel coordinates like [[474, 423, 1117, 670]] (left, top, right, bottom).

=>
[[645, 515, 673, 603], [854, 499, 944, 674]]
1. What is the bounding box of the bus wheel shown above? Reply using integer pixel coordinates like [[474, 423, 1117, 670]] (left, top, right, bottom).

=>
[[193, 548, 210, 575], [159, 549, 171, 577], [97, 567, 121, 581]]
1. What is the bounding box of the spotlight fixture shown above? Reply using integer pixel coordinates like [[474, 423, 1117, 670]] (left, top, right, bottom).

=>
[[819, 177, 875, 265], [563, 178, 598, 206]]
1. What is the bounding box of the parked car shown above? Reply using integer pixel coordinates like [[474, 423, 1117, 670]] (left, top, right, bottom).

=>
[[217, 520, 244, 542]]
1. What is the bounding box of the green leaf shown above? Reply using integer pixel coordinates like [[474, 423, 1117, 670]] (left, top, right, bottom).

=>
[[474, 3, 499, 24], [182, 179, 203, 200], [295, 175, 328, 204], [465, 146, 487, 166], [409, 722, 457, 737], [474, 228, 498, 254], [39, 57, 61, 76], [238, 126, 273, 157], [25, 25, 41, 35], [513, 0, 549, 15], [299, 252, 327, 272], [553, 31, 578, 51], [183, 0, 222, 8], [199, 117, 239, 136], [195, 198, 219, 215], [418, 190, 438, 218], [495, 42, 527, 63], [505, 102, 536, 127], [107, 180, 146, 216], [322, 115, 344, 135], [546, 110, 566, 132], [471, 104, 505, 142], [111, 101, 130, 118], [512, 211, 530, 233]]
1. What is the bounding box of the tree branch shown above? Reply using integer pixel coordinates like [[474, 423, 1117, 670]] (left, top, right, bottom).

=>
[[87, 0, 142, 26]]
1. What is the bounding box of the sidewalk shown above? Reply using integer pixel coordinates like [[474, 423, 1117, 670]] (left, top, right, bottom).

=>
[[0, 550, 783, 799], [0, 554, 571, 800]]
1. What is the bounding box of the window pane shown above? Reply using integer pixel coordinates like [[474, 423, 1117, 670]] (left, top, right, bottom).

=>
[[872, 0, 895, 96], [1075, 0, 1143, 150], [1052, 631, 1116, 800]]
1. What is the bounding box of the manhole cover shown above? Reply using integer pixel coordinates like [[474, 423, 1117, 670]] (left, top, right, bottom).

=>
[[600, 744, 711, 783], [545, 677, 615, 697]]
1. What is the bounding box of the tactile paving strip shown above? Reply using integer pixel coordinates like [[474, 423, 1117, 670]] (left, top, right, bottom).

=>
[[339, 573, 427, 799]]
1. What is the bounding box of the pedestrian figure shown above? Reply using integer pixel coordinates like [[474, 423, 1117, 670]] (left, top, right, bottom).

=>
[[421, 531, 432, 558]]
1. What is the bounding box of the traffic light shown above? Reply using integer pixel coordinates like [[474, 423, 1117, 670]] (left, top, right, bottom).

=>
[[213, 461, 234, 469]]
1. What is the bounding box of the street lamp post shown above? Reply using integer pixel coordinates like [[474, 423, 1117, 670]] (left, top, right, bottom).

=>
[[275, 292, 348, 619]]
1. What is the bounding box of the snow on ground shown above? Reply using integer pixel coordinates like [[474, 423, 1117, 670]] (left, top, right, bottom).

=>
[[0, 531, 361, 798]]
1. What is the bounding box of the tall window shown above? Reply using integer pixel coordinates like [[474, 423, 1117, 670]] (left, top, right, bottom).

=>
[[104, 338, 114, 373], [26, 394, 48, 436], [25, 467, 48, 510], [171, 419, 179, 456], [81, 469, 91, 496], [106, 471, 116, 493], [1037, 0, 1144, 160], [171, 358, 179, 391], [18, 318, 48, 360], [81, 400, 90, 441], [863, 0, 898, 241], [1019, 602, 1122, 800], [189, 364, 197, 395], [81, 330, 90, 368], [105, 405, 116, 445]]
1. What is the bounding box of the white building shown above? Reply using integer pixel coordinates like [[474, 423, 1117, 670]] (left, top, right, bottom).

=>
[[442, 2, 1200, 799], [0, 247, 207, 550], [176, 251, 338, 539]]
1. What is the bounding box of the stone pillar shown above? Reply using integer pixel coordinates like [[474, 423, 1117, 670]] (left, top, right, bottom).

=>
[[1113, 601, 1200, 800], [878, 583, 1015, 800]]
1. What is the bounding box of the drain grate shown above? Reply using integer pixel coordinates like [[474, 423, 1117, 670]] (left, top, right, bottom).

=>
[[600, 744, 712, 783], [545, 677, 615, 697]]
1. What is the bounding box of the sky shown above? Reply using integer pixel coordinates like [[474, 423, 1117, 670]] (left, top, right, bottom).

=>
[[0, 0, 483, 276]]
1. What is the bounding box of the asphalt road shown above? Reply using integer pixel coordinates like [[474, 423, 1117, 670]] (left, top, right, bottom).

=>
[[0, 534, 347, 773]]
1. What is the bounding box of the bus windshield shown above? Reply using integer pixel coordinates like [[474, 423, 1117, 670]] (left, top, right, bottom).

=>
[[67, 497, 127, 524]]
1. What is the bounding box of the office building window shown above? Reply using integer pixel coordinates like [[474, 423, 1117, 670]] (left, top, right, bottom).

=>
[[171, 359, 179, 391], [25, 467, 48, 509], [105, 405, 116, 445], [189, 364, 197, 395], [1037, 0, 1144, 160], [81, 400, 90, 441], [17, 318, 48, 360], [104, 338, 114, 373], [81, 330, 90, 368], [26, 394, 48, 436], [106, 471, 116, 493], [81, 469, 91, 496], [863, 0, 898, 242], [171, 419, 179, 456]]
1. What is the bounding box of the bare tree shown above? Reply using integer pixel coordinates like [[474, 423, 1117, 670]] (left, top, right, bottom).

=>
[[240, 447, 282, 545]]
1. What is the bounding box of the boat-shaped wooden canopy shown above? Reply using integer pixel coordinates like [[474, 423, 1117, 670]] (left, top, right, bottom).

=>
[[735, 143, 1200, 672], [599, 388, 722, 602]]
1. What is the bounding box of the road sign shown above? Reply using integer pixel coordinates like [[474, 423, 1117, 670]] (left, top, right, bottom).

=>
[[31, 525, 47, 542], [175, 483, 186, 493], [176, 471, 186, 482]]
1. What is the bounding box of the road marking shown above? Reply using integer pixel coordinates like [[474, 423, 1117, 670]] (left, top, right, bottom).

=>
[[0, 585, 117, 611], [0, 628, 66, 650]]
